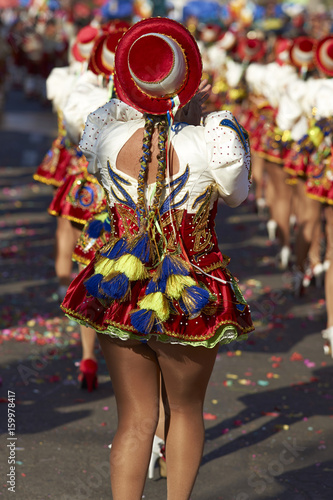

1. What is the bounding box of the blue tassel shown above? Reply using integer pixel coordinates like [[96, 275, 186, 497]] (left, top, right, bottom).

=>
[[236, 304, 246, 312], [153, 254, 190, 293], [86, 219, 103, 238], [154, 321, 164, 333], [100, 273, 129, 300], [131, 309, 156, 335], [103, 217, 111, 232], [179, 286, 210, 316], [160, 254, 189, 281], [101, 238, 128, 259], [84, 273, 104, 298], [145, 278, 166, 294], [129, 233, 151, 264]]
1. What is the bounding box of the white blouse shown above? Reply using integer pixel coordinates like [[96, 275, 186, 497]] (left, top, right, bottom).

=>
[[79, 99, 251, 213]]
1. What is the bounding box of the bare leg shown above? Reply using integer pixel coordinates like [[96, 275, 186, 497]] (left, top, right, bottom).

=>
[[155, 380, 166, 439], [80, 325, 97, 361], [55, 217, 77, 287], [97, 335, 160, 500], [98, 333, 218, 500], [294, 181, 322, 272], [325, 206, 333, 328], [78, 263, 97, 361], [150, 339, 219, 500], [252, 154, 266, 213], [265, 161, 293, 248], [308, 223, 322, 268]]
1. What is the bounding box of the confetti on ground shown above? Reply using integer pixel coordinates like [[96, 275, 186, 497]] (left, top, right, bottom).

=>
[[257, 380, 269, 386], [304, 359, 316, 368], [0, 316, 81, 346], [203, 412, 217, 420]]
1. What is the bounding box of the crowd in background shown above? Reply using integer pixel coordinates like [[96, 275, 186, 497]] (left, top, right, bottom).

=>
[[1, 0, 333, 355]]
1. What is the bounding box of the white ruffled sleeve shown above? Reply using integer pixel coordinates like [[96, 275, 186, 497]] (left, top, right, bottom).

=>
[[79, 99, 143, 174], [46, 67, 75, 112], [205, 110, 251, 207], [62, 71, 109, 145]]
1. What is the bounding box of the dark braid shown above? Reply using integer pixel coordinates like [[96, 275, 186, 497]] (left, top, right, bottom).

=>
[[136, 115, 155, 224], [137, 114, 168, 233]]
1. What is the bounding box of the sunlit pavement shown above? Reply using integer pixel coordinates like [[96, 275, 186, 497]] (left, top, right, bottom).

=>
[[0, 89, 332, 500]]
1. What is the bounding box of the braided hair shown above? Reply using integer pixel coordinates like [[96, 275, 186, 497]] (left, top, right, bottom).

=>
[[136, 114, 169, 231]]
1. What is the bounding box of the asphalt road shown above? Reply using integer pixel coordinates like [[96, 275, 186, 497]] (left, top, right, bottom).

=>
[[1, 89, 333, 500]]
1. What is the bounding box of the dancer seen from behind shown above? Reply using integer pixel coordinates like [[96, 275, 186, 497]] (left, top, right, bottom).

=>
[[303, 36, 333, 356], [61, 18, 253, 500]]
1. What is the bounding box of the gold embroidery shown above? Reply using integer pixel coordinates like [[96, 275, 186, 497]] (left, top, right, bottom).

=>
[[202, 261, 225, 273], [160, 210, 184, 251], [191, 185, 215, 254], [116, 204, 139, 239]]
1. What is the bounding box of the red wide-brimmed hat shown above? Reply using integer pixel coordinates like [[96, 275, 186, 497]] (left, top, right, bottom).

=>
[[275, 37, 292, 66], [101, 20, 131, 33], [72, 25, 101, 62], [89, 26, 128, 77], [217, 29, 237, 51], [315, 36, 333, 77], [289, 36, 315, 70], [200, 23, 222, 43], [114, 17, 202, 115], [237, 36, 266, 63]]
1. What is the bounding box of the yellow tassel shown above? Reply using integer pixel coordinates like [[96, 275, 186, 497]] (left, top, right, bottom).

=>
[[94, 256, 115, 276], [113, 254, 149, 280], [166, 275, 196, 299], [138, 292, 170, 321]]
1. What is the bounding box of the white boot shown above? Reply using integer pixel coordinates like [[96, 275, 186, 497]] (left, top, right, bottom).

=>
[[267, 219, 277, 242], [148, 435, 164, 479], [322, 327, 333, 358], [280, 246, 291, 270]]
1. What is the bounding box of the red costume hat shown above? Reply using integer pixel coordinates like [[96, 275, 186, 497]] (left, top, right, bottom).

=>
[[89, 26, 128, 77], [114, 17, 202, 115], [218, 29, 237, 51], [275, 38, 292, 66], [289, 36, 315, 70], [200, 23, 222, 43], [315, 36, 333, 77], [72, 26, 101, 62], [237, 36, 266, 63]]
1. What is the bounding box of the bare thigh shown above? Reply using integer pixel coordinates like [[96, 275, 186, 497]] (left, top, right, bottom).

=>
[[148, 338, 219, 409]]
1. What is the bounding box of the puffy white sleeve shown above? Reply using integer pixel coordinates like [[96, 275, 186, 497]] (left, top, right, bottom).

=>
[[62, 80, 109, 145], [79, 99, 143, 174], [314, 79, 333, 118], [46, 67, 75, 112], [276, 94, 302, 132], [205, 110, 251, 207]]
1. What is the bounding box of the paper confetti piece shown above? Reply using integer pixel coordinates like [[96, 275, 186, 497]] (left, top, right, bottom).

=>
[[203, 412, 217, 420], [304, 359, 316, 368], [290, 352, 303, 361]]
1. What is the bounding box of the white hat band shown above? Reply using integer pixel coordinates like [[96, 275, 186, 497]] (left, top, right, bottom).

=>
[[293, 45, 313, 64], [78, 40, 95, 59], [102, 45, 115, 71], [319, 42, 333, 70]]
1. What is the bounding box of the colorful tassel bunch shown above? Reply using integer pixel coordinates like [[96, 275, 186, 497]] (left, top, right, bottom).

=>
[[84, 232, 153, 302], [130, 253, 211, 335], [86, 211, 111, 239]]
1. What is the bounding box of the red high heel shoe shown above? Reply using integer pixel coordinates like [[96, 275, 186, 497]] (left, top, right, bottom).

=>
[[78, 359, 98, 392]]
